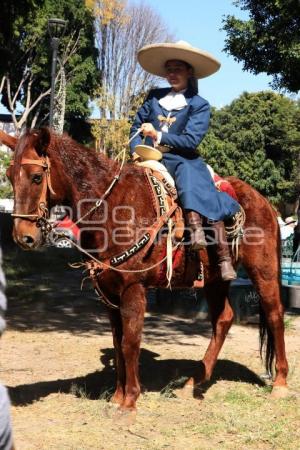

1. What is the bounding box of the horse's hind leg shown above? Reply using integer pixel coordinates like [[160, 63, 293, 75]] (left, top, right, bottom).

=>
[[183, 281, 234, 394], [107, 308, 125, 405], [201, 280, 234, 382], [119, 282, 146, 410], [243, 256, 288, 396]]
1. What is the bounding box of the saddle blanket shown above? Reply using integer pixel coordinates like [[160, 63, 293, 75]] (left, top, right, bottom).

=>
[[138, 160, 238, 200]]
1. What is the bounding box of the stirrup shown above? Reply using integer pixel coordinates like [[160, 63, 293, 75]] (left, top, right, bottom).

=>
[[219, 259, 237, 281]]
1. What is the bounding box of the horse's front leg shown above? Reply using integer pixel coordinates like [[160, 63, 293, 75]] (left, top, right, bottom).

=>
[[107, 308, 125, 405], [120, 282, 146, 410]]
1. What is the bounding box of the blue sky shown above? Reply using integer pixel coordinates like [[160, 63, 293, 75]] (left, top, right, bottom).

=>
[[147, 0, 274, 108]]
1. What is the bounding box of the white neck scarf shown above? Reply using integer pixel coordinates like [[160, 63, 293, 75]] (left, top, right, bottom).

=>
[[158, 89, 188, 112]]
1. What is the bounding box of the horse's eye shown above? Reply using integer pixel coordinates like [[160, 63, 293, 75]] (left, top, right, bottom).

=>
[[32, 173, 43, 184]]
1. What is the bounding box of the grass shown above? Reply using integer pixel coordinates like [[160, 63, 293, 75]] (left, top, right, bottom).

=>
[[2, 245, 299, 450], [181, 384, 299, 449], [69, 382, 90, 399], [49, 388, 300, 448], [8, 352, 300, 450], [159, 376, 188, 398], [284, 316, 296, 331], [3, 246, 80, 279]]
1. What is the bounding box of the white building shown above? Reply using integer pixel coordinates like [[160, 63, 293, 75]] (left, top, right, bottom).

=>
[[0, 114, 16, 153], [0, 199, 13, 213]]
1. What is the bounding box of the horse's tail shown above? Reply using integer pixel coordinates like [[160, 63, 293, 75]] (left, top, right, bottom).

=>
[[259, 215, 282, 376], [259, 303, 275, 376]]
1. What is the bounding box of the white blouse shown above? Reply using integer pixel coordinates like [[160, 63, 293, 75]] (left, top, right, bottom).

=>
[[158, 89, 188, 112], [156, 89, 187, 142]]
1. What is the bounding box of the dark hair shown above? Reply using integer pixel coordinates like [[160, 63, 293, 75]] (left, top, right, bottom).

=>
[[188, 75, 198, 94], [183, 62, 198, 94]]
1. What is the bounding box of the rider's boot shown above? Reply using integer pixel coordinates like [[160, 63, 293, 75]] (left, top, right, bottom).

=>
[[211, 220, 237, 281], [185, 210, 207, 250]]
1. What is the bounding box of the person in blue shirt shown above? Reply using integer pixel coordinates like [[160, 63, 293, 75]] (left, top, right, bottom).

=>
[[130, 41, 240, 281]]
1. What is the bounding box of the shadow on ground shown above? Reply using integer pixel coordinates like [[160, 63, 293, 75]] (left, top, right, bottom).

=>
[[4, 246, 212, 341], [8, 348, 265, 406]]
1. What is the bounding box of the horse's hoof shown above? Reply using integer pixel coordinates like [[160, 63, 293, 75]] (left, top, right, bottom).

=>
[[174, 384, 194, 400], [270, 386, 289, 399], [110, 394, 124, 406], [174, 378, 204, 400], [114, 406, 137, 425]]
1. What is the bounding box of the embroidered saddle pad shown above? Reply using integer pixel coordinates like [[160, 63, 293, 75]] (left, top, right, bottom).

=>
[[138, 160, 238, 200]]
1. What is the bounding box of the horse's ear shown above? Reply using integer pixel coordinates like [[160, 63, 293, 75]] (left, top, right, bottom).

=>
[[36, 127, 51, 155], [0, 129, 17, 151]]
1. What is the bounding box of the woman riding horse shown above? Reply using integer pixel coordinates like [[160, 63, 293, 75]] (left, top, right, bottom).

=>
[[129, 41, 240, 281]]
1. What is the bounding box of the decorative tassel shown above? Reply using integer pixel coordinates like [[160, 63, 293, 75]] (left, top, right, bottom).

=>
[[166, 218, 173, 288]]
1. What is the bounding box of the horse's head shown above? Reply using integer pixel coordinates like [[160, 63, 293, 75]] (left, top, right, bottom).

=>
[[7, 128, 54, 249]]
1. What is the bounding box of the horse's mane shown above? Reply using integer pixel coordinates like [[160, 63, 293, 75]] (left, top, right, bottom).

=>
[[50, 131, 119, 178], [14, 129, 120, 193]]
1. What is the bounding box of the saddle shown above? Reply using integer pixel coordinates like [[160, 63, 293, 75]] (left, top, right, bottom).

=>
[[138, 160, 242, 240], [139, 160, 245, 287], [85, 162, 245, 305]]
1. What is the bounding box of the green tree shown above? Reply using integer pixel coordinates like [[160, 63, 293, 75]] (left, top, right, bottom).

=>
[[223, 0, 300, 92], [0, 0, 98, 136], [199, 91, 300, 205], [0, 150, 13, 199]]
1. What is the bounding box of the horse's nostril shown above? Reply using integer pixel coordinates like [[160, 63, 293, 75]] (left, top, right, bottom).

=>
[[22, 235, 35, 246]]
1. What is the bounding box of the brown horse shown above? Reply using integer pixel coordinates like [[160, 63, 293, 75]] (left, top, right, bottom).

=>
[[2, 127, 288, 411]]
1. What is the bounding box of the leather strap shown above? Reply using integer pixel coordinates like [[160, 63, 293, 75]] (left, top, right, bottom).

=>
[[10, 156, 56, 220]]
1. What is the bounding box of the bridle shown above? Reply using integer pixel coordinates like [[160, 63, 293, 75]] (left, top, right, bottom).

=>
[[9, 129, 141, 238], [9, 151, 125, 239], [8, 142, 184, 299], [10, 156, 56, 236]]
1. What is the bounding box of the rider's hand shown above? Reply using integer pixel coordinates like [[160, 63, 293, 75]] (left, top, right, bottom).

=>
[[131, 152, 141, 163], [141, 123, 158, 141]]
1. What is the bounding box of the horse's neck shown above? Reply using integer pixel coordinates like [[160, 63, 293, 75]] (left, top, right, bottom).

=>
[[52, 143, 118, 207], [51, 138, 160, 258]]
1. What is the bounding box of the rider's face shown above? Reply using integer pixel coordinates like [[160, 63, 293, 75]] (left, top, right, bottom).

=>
[[165, 60, 193, 92]]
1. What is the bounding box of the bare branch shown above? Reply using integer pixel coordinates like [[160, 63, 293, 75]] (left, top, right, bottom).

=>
[[61, 30, 82, 66], [0, 76, 5, 96], [30, 102, 42, 129], [5, 77, 13, 111], [27, 88, 51, 116], [12, 70, 30, 107], [93, 0, 175, 118], [25, 75, 33, 112]]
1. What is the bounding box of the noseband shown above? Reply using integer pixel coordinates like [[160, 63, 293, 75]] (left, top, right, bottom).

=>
[[10, 156, 56, 235]]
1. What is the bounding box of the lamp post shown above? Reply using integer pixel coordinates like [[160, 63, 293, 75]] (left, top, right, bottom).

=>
[[48, 18, 66, 128]]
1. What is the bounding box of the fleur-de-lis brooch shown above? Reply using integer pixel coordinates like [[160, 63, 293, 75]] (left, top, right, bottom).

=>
[[157, 114, 176, 129]]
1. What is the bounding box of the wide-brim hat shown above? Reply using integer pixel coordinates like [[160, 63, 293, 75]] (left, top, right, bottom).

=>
[[137, 40, 221, 79], [134, 145, 162, 161]]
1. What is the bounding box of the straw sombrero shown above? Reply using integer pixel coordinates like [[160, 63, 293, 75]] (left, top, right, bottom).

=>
[[134, 145, 162, 161], [138, 40, 221, 79]]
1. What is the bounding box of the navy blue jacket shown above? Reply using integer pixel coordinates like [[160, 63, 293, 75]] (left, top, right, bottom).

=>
[[129, 87, 210, 155], [129, 87, 240, 221]]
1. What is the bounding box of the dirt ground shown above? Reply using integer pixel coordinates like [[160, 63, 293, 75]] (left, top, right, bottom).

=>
[[1, 248, 300, 450]]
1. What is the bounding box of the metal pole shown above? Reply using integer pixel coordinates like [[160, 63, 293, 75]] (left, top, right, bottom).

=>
[[49, 37, 59, 128]]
